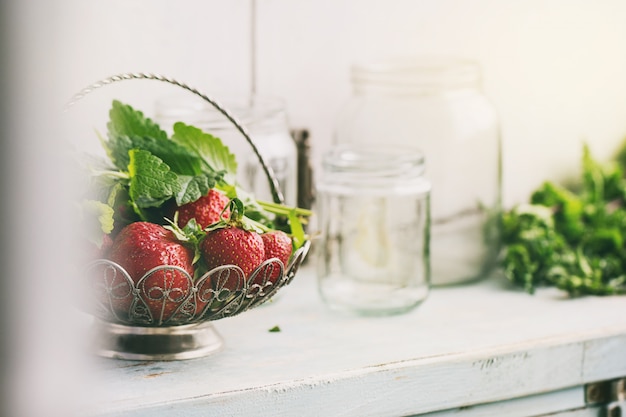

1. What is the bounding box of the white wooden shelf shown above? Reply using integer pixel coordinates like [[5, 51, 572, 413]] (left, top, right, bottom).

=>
[[83, 265, 626, 416]]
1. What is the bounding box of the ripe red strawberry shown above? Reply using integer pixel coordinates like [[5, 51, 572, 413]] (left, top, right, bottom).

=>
[[261, 231, 293, 282], [201, 226, 265, 278], [175, 189, 230, 229], [107, 222, 195, 323]]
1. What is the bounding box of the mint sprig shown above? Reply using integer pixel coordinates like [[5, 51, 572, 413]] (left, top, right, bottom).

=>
[[127, 149, 180, 209], [107, 100, 168, 143], [102, 101, 233, 214], [84, 100, 313, 255]]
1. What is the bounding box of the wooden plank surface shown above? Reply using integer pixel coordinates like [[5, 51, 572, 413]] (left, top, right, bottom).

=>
[[418, 387, 584, 417], [81, 265, 626, 416]]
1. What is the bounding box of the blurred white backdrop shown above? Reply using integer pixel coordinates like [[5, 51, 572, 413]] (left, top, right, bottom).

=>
[[51, 0, 626, 206], [4, 1, 626, 415]]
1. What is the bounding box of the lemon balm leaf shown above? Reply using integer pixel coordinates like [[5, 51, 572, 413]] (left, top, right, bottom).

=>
[[128, 149, 180, 208], [106, 134, 203, 176], [105, 101, 203, 175], [175, 173, 221, 206], [171, 122, 238, 184], [107, 100, 168, 142], [81, 199, 115, 234]]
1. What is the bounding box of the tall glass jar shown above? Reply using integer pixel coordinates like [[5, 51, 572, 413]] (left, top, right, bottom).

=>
[[155, 94, 298, 206], [316, 144, 431, 316], [334, 57, 501, 286]]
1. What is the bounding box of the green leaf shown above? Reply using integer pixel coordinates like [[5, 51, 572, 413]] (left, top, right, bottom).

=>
[[288, 208, 306, 251], [531, 182, 585, 243], [78, 199, 115, 248], [582, 144, 605, 205], [503, 243, 537, 293], [586, 227, 624, 253], [128, 149, 181, 208], [174, 173, 219, 206], [268, 325, 281, 333], [501, 143, 626, 296], [107, 100, 168, 143], [104, 101, 203, 175], [106, 135, 204, 176], [81, 199, 115, 235], [171, 122, 238, 183]]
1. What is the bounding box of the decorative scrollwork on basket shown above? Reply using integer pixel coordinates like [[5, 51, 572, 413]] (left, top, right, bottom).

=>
[[85, 240, 310, 326]]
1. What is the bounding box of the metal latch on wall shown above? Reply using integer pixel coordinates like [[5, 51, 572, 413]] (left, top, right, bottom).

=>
[[585, 378, 626, 417]]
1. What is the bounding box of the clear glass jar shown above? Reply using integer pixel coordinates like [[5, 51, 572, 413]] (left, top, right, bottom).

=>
[[316, 144, 431, 316], [335, 57, 501, 286], [154, 94, 297, 206]]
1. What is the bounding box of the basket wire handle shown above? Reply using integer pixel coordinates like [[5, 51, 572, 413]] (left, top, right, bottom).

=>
[[65, 72, 285, 205]]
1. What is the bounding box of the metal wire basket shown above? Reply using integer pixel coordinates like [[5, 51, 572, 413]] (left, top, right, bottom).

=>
[[69, 73, 311, 360]]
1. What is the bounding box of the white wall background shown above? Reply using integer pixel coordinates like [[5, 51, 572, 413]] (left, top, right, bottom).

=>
[[45, 0, 626, 207], [51, 0, 626, 206], [4, 1, 626, 416]]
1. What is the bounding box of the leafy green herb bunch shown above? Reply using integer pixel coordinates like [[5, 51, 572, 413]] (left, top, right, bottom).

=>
[[502, 143, 626, 296]]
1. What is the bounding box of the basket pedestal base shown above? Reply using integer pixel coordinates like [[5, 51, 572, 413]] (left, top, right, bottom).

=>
[[91, 321, 223, 360]]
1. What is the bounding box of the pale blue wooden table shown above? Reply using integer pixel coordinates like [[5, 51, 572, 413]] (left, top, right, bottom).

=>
[[80, 265, 626, 417]]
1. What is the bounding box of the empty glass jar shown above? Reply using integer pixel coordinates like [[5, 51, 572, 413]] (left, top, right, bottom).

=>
[[155, 94, 297, 206], [334, 57, 501, 285], [316, 145, 431, 316]]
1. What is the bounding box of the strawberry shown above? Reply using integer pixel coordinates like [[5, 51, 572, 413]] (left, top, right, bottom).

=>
[[201, 226, 265, 278], [174, 189, 230, 229], [261, 231, 293, 282], [107, 221, 195, 323]]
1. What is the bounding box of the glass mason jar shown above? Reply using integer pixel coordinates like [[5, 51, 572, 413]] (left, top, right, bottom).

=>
[[316, 145, 431, 316], [334, 57, 501, 286], [154, 94, 298, 206]]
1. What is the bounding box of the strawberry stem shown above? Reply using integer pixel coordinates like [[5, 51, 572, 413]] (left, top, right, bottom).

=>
[[257, 200, 313, 217], [89, 169, 131, 180], [241, 216, 272, 233], [227, 198, 246, 225]]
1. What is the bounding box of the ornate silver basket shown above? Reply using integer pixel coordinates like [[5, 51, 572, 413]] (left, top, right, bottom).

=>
[[69, 73, 311, 360]]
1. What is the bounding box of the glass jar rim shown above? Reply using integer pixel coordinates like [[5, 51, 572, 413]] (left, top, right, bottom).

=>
[[154, 92, 286, 130], [323, 144, 426, 178], [351, 56, 482, 93]]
